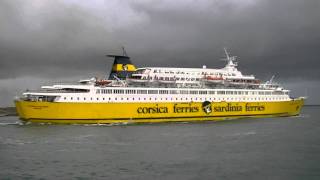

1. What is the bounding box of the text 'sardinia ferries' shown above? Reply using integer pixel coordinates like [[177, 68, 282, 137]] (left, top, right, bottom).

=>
[[15, 48, 305, 124]]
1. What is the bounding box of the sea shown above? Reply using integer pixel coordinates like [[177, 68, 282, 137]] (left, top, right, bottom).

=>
[[0, 106, 319, 180]]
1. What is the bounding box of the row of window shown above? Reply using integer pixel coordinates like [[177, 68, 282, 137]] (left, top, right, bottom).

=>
[[63, 96, 288, 102], [96, 89, 288, 95], [142, 76, 202, 81], [151, 70, 235, 77]]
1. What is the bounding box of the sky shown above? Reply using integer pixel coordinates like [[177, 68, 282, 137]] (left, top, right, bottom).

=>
[[0, 0, 319, 106]]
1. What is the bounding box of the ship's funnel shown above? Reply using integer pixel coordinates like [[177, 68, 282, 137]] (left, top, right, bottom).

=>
[[107, 55, 136, 80]]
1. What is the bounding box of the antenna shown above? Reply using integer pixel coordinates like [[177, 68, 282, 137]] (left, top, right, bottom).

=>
[[269, 75, 275, 84], [224, 47, 230, 60], [221, 48, 237, 67], [122, 46, 128, 57]]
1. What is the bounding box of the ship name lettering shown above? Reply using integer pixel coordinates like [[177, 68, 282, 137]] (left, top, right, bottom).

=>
[[213, 103, 242, 112], [137, 104, 168, 114], [245, 103, 265, 111], [173, 103, 199, 113]]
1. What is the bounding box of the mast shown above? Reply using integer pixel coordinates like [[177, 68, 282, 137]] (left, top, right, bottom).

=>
[[222, 48, 238, 70]]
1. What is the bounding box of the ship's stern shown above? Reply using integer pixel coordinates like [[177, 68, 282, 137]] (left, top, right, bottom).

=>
[[14, 99, 27, 120]]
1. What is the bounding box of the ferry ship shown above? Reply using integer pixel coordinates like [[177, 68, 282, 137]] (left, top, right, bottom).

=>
[[15, 48, 305, 124]]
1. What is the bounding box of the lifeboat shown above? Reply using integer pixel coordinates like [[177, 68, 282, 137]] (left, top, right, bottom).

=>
[[224, 78, 261, 87], [205, 76, 224, 84], [95, 79, 112, 86]]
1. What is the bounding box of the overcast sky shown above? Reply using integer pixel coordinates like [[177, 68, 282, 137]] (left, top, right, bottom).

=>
[[0, 0, 319, 106]]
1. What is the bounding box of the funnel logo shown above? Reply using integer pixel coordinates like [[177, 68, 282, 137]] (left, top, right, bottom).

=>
[[122, 64, 128, 71], [202, 101, 212, 114]]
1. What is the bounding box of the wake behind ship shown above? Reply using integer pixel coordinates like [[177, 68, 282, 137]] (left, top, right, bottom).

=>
[[15, 48, 305, 124]]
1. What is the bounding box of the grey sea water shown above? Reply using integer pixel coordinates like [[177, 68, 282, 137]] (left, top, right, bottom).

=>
[[0, 106, 319, 180]]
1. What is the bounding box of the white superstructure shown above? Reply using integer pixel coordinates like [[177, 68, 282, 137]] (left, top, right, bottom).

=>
[[128, 48, 259, 88], [22, 49, 292, 104]]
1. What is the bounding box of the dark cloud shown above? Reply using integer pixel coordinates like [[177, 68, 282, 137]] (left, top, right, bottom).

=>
[[0, 0, 319, 106]]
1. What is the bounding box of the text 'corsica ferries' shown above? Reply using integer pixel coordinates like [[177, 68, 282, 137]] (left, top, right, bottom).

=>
[[15, 48, 305, 124]]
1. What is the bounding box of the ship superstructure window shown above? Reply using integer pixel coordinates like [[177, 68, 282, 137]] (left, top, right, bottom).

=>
[[190, 90, 198, 94], [226, 91, 233, 95], [100, 89, 113, 94], [180, 90, 188, 94], [125, 90, 136, 94], [209, 91, 216, 94], [114, 89, 124, 94], [148, 90, 158, 94], [199, 91, 207, 95], [137, 90, 147, 94], [272, 91, 284, 95], [159, 90, 168, 94], [62, 88, 89, 93], [217, 91, 225, 95], [170, 90, 178, 94]]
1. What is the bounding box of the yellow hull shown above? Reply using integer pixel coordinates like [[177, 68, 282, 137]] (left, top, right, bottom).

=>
[[15, 99, 304, 124]]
